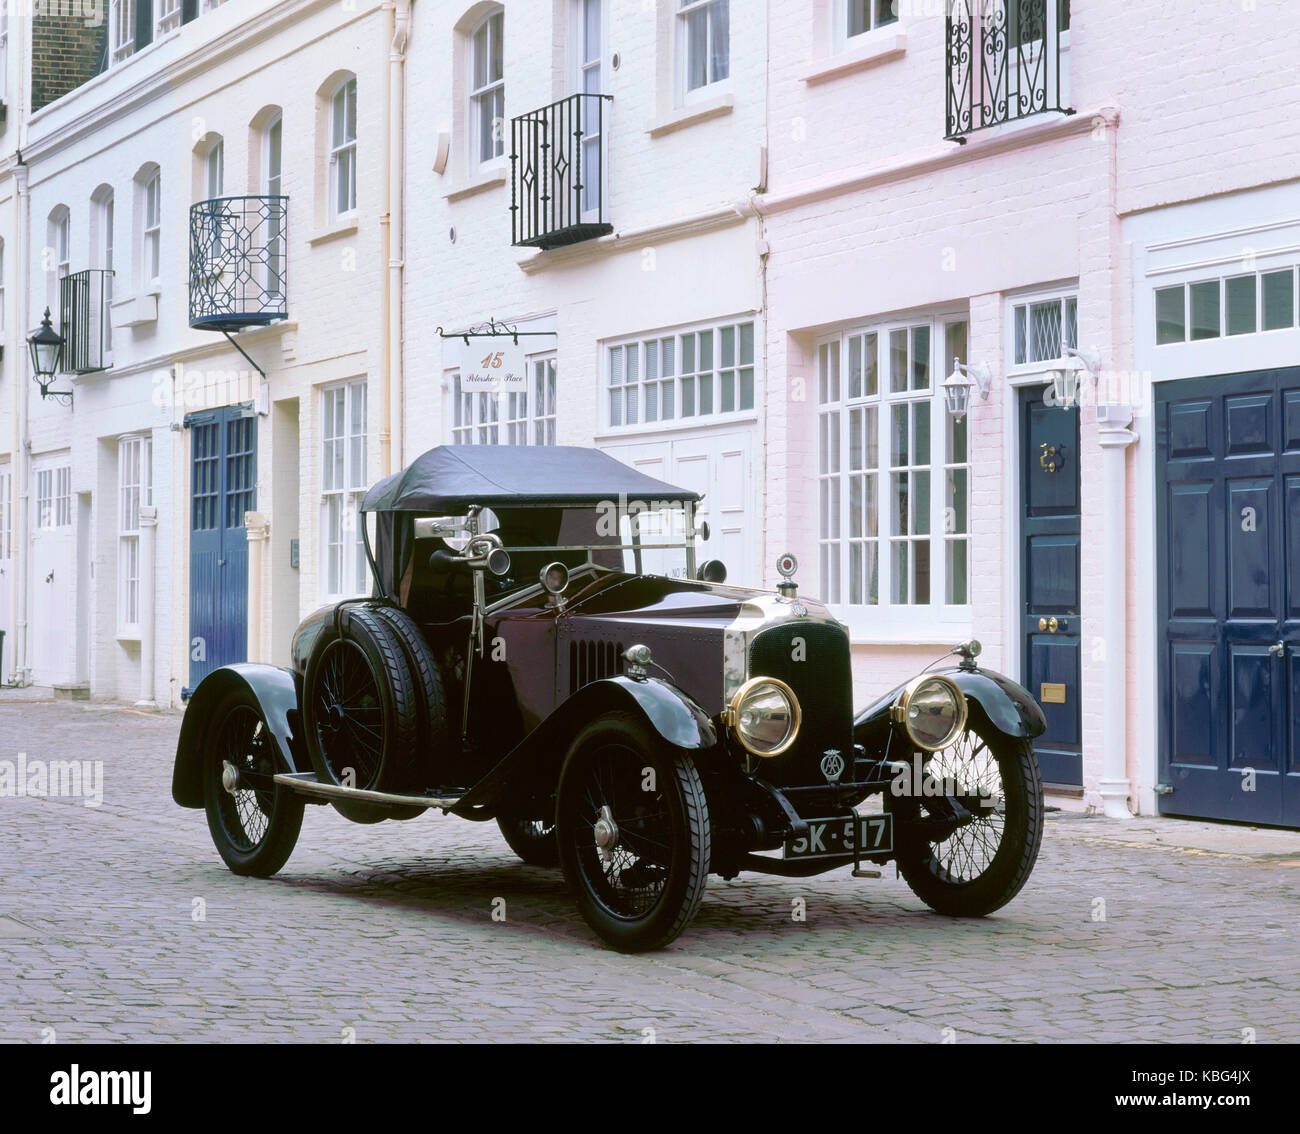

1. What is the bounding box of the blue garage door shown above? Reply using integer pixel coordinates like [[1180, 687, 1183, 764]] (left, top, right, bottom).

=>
[[1156, 368, 1300, 826], [187, 405, 257, 692]]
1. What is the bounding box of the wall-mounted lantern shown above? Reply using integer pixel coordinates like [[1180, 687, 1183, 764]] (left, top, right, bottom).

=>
[[29, 307, 72, 406], [1048, 345, 1102, 411], [942, 359, 992, 421]]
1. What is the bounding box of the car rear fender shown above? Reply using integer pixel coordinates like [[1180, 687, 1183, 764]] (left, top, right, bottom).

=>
[[172, 664, 309, 809], [453, 675, 717, 814], [852, 665, 1047, 750]]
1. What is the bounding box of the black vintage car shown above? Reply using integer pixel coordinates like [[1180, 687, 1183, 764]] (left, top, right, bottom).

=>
[[172, 445, 1047, 952]]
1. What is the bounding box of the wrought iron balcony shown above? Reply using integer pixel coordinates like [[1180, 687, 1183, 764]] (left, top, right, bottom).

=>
[[59, 269, 114, 375], [510, 93, 613, 250], [946, 0, 1072, 141], [189, 195, 288, 332]]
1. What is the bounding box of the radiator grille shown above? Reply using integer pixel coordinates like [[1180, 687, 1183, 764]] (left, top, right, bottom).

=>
[[569, 639, 625, 696], [747, 621, 852, 785]]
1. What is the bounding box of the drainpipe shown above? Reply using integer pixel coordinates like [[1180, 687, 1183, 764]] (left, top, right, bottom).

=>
[[10, 158, 30, 684], [134, 505, 158, 709], [383, 0, 411, 475]]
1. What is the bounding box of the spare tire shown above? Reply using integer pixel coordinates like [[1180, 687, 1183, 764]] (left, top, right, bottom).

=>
[[370, 604, 453, 787], [302, 605, 423, 822]]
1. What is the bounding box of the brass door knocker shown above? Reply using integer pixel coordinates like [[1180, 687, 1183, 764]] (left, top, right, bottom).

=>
[[1040, 443, 1064, 473]]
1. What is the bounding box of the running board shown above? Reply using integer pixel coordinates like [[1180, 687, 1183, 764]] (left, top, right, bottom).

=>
[[273, 772, 463, 810]]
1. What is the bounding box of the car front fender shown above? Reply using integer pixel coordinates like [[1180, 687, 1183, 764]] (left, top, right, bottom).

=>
[[171, 664, 310, 809], [852, 665, 1047, 752], [453, 675, 717, 815]]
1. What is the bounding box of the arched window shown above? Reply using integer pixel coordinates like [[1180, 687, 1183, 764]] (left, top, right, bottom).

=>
[[91, 186, 116, 358], [468, 7, 504, 168], [46, 206, 70, 311], [135, 164, 162, 290], [328, 77, 357, 218]]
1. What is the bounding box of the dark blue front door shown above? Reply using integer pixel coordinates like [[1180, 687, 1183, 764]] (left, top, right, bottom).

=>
[[1157, 367, 1300, 826], [1020, 388, 1082, 786], [188, 406, 257, 690]]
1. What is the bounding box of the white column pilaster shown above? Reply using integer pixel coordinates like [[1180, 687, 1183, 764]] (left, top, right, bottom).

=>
[[245, 512, 270, 665], [1097, 418, 1138, 818], [134, 506, 159, 710]]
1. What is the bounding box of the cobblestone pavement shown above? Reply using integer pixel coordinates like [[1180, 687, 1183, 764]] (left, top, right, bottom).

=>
[[2, 698, 1299, 1043]]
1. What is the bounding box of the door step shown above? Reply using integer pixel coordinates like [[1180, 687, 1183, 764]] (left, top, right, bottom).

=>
[[52, 683, 90, 701], [272, 771, 462, 810]]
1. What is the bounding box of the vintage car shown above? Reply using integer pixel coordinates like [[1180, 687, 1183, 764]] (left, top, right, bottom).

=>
[[172, 445, 1047, 952]]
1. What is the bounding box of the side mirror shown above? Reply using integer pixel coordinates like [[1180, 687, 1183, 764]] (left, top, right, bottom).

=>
[[697, 559, 727, 583], [695, 520, 711, 542]]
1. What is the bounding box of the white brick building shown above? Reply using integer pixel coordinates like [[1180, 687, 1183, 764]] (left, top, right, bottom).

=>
[[2, 1, 1298, 827]]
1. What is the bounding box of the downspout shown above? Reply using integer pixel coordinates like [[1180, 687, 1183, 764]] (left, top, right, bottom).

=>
[[10, 157, 30, 684], [387, 0, 411, 475]]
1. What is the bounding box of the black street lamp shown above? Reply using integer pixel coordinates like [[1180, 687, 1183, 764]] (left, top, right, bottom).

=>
[[29, 307, 71, 406]]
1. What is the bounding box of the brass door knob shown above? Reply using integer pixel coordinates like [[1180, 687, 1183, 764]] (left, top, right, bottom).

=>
[[1037, 616, 1059, 633]]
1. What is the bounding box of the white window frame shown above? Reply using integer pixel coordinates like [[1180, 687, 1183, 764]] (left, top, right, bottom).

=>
[[320, 380, 369, 602], [469, 8, 505, 170], [572, 0, 605, 220], [205, 139, 224, 199], [157, 0, 181, 35], [1153, 264, 1300, 347], [835, 0, 899, 52], [264, 114, 285, 299], [97, 194, 115, 361], [0, 7, 9, 101], [142, 171, 161, 288], [329, 79, 358, 219], [1006, 288, 1079, 373], [0, 238, 6, 338], [118, 435, 153, 635], [817, 313, 973, 640], [677, 0, 730, 104], [36, 465, 72, 531], [605, 317, 757, 433], [111, 0, 136, 65]]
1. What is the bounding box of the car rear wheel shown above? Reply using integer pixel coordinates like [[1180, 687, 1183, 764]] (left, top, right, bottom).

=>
[[302, 606, 424, 822], [886, 715, 1043, 917], [557, 713, 710, 952], [203, 687, 305, 877]]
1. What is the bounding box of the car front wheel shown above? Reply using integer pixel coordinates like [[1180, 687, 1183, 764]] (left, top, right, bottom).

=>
[[202, 687, 305, 877], [886, 715, 1044, 917], [557, 713, 710, 953]]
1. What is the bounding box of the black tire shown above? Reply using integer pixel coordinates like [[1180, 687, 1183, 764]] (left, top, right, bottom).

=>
[[557, 713, 710, 952], [371, 603, 452, 785], [497, 809, 559, 867], [202, 686, 305, 877], [886, 715, 1044, 917], [302, 605, 422, 822]]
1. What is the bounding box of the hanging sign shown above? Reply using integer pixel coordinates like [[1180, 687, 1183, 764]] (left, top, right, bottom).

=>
[[452, 336, 528, 392]]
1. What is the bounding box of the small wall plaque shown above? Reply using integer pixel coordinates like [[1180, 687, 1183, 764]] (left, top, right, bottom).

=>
[[1040, 682, 1067, 704]]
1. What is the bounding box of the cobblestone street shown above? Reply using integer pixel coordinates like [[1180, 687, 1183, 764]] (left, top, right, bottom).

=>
[[3, 698, 1299, 1044]]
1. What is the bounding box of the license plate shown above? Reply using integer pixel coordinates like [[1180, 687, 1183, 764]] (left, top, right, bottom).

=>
[[784, 813, 893, 859]]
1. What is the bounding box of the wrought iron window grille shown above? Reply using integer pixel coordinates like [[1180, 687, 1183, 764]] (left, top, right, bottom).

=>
[[59, 269, 114, 375], [189, 195, 288, 333], [945, 0, 1073, 142], [510, 93, 613, 250]]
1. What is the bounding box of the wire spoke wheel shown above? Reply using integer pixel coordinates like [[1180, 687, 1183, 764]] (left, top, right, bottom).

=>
[[311, 638, 385, 789], [888, 714, 1043, 917], [202, 687, 304, 878], [574, 742, 672, 918], [557, 713, 710, 952], [923, 731, 1005, 883]]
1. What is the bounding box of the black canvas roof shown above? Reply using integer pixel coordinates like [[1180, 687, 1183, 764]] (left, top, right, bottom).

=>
[[361, 445, 701, 512]]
